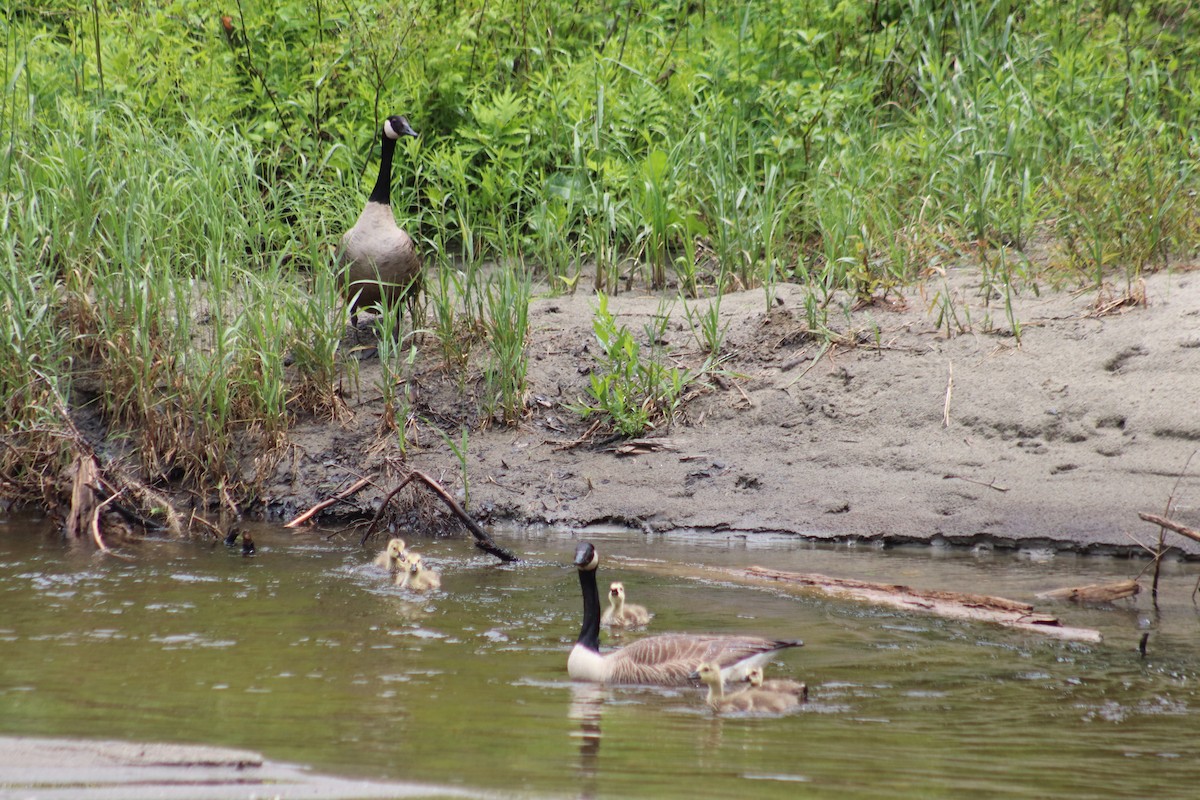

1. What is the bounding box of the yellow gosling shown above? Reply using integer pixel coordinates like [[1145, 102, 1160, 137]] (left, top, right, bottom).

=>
[[401, 552, 441, 593], [373, 537, 407, 571], [696, 661, 805, 714], [601, 582, 652, 628]]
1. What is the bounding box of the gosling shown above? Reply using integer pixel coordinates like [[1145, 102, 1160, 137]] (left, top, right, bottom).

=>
[[744, 666, 808, 702], [601, 581, 652, 628], [695, 661, 805, 714], [373, 538, 407, 572], [396, 552, 441, 592]]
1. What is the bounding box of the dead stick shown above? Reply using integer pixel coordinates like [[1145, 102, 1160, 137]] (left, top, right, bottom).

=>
[[360, 474, 418, 545], [285, 477, 373, 528], [359, 471, 518, 562], [943, 474, 1009, 492], [90, 490, 126, 555], [1138, 512, 1200, 544], [408, 470, 519, 563]]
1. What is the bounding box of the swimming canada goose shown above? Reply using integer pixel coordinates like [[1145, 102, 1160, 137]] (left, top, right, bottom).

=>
[[373, 537, 407, 571], [695, 661, 806, 714], [744, 666, 809, 702], [568, 541, 801, 685], [601, 581, 652, 628], [339, 115, 421, 326], [396, 552, 441, 592]]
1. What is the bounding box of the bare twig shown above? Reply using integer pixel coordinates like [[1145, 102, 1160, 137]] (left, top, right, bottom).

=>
[[361, 470, 519, 563], [285, 477, 373, 528], [943, 474, 1009, 492], [1138, 512, 1200, 544], [1148, 449, 1197, 601]]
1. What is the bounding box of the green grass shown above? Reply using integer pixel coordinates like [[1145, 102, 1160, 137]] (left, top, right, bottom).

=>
[[2, 0, 1199, 515]]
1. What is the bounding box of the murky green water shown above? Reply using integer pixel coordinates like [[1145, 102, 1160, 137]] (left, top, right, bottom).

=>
[[2, 519, 1199, 798]]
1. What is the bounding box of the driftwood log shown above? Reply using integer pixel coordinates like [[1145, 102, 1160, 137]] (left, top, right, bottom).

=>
[[1138, 512, 1200, 545], [1036, 579, 1140, 604], [616, 558, 1102, 643]]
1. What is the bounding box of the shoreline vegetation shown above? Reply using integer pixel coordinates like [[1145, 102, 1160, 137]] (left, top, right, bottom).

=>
[[2, 1, 1198, 546]]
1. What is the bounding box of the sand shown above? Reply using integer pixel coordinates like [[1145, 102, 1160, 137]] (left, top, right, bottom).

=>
[[272, 262, 1200, 557]]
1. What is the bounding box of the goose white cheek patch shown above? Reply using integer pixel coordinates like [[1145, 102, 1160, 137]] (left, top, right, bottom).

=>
[[383, 119, 398, 139]]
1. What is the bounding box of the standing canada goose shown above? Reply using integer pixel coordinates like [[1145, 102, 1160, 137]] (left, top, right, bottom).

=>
[[396, 552, 441, 592], [601, 581, 652, 628], [339, 114, 421, 326], [744, 666, 809, 702], [695, 661, 806, 714], [568, 541, 801, 685], [373, 537, 407, 571]]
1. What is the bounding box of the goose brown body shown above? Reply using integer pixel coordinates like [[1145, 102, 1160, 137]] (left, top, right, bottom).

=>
[[568, 542, 802, 686], [339, 115, 421, 317]]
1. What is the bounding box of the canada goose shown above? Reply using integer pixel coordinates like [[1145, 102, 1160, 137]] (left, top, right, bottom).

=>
[[744, 666, 809, 702], [696, 661, 805, 714], [601, 581, 651, 628], [397, 552, 441, 592], [339, 115, 421, 326], [373, 537, 407, 571], [568, 541, 801, 685]]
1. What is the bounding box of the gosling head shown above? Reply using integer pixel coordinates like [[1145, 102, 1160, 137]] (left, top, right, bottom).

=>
[[407, 553, 424, 573], [383, 115, 418, 141], [386, 538, 406, 559], [745, 667, 765, 688], [609, 582, 626, 602], [694, 662, 722, 689]]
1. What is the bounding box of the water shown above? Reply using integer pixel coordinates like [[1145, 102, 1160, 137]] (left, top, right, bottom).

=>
[[2, 519, 1199, 798]]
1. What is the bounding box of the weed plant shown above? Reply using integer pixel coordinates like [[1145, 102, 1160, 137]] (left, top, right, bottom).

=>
[[575, 293, 688, 436]]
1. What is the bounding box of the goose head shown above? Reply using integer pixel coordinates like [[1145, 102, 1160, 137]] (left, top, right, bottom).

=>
[[574, 541, 599, 571], [383, 115, 418, 141]]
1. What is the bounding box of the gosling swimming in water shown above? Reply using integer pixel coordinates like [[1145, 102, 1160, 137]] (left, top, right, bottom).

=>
[[601, 581, 652, 628], [396, 552, 441, 592], [744, 666, 808, 702], [695, 661, 806, 714], [373, 538, 407, 572]]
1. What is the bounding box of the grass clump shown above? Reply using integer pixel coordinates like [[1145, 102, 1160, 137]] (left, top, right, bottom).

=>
[[574, 293, 688, 437]]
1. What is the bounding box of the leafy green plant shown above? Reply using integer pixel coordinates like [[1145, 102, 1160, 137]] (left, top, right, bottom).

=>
[[482, 267, 530, 424], [574, 293, 687, 437]]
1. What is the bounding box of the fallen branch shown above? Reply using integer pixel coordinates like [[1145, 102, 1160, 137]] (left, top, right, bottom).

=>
[[284, 477, 373, 528], [616, 558, 1102, 643], [1138, 512, 1200, 545], [1036, 579, 1140, 604], [361, 469, 519, 563]]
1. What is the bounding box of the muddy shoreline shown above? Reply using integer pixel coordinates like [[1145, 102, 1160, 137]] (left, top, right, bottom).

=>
[[260, 264, 1200, 559]]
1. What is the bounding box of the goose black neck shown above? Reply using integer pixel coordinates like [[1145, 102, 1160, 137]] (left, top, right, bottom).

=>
[[367, 134, 396, 206], [577, 566, 601, 652]]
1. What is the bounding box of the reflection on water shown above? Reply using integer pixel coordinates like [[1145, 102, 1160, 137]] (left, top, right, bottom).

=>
[[1, 520, 1199, 798]]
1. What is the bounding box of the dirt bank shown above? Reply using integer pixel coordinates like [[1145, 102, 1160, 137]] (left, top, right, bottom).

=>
[[271, 262, 1200, 557]]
